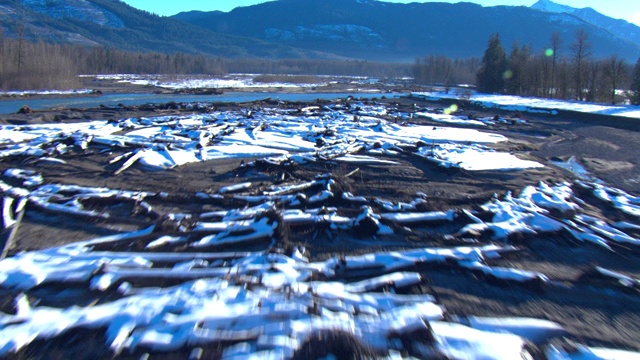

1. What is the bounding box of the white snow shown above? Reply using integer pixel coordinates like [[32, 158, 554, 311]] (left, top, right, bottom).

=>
[[99, 74, 327, 90], [0, 240, 550, 358], [458, 316, 566, 342], [455, 181, 640, 249], [589, 183, 640, 218], [1, 104, 526, 172], [380, 210, 455, 224], [413, 91, 640, 119], [0, 173, 637, 358], [417, 143, 543, 171], [0, 89, 95, 96], [416, 111, 487, 126], [547, 344, 640, 359], [551, 156, 599, 182], [1, 96, 639, 358]]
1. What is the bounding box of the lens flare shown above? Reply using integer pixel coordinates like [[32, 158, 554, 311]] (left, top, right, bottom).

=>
[[444, 104, 459, 115], [502, 70, 513, 80], [545, 48, 554, 57]]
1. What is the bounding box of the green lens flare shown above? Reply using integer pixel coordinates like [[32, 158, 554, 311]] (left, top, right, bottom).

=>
[[444, 104, 459, 115], [545, 48, 554, 57]]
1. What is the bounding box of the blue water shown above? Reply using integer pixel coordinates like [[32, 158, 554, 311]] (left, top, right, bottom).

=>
[[0, 92, 403, 114]]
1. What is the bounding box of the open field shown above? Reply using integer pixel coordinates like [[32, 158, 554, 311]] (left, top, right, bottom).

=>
[[0, 89, 639, 359]]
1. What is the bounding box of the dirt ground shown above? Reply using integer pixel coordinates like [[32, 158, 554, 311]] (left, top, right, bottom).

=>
[[1, 90, 639, 356]]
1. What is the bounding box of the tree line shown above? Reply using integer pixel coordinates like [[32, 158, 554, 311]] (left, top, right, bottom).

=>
[[412, 56, 480, 88], [0, 28, 79, 90], [0, 29, 412, 91], [3, 26, 640, 105], [412, 29, 640, 105], [472, 30, 635, 104], [0, 28, 229, 91]]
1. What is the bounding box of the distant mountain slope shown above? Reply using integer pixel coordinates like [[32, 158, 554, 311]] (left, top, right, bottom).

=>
[[531, 0, 640, 49], [175, 0, 640, 62], [530, 0, 575, 14], [0, 0, 338, 59]]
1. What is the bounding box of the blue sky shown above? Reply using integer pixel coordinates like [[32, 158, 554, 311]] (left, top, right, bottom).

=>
[[122, 0, 640, 26]]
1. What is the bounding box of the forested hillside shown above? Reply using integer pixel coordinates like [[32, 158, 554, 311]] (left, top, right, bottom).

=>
[[175, 0, 640, 62], [0, 0, 333, 59], [0, 32, 411, 90]]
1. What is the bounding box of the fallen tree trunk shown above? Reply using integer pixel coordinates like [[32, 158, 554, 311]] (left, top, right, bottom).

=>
[[0, 196, 27, 259]]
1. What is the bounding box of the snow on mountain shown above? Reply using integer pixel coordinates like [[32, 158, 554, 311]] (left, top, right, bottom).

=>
[[530, 0, 575, 14], [20, 0, 124, 28], [531, 0, 640, 47], [264, 24, 386, 49]]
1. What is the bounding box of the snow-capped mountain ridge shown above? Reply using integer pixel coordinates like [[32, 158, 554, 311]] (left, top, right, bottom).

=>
[[175, 0, 640, 61], [2, 0, 639, 61], [531, 0, 640, 48], [21, 0, 124, 28], [0, 0, 337, 60], [530, 0, 575, 14]]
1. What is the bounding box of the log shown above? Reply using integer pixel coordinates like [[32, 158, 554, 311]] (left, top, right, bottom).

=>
[[1, 196, 27, 259], [114, 150, 144, 175]]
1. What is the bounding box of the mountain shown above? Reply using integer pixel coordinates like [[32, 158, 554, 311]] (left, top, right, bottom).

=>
[[2, 0, 638, 63], [530, 0, 575, 14], [531, 0, 640, 49], [0, 0, 337, 59], [174, 0, 640, 62]]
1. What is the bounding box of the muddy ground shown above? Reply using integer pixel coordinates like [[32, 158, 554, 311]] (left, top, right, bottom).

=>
[[0, 90, 639, 356]]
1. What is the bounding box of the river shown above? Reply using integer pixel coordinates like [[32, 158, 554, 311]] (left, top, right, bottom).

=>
[[0, 92, 403, 114]]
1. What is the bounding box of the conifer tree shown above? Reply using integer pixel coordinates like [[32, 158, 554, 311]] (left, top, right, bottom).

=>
[[476, 33, 507, 94], [505, 42, 531, 96]]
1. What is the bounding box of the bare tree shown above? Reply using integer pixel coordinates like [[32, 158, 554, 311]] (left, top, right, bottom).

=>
[[412, 55, 478, 86], [631, 58, 640, 105], [556, 60, 571, 100], [602, 55, 626, 104], [0, 28, 4, 88], [549, 31, 562, 98], [16, 24, 25, 78], [585, 60, 599, 102], [569, 29, 592, 101]]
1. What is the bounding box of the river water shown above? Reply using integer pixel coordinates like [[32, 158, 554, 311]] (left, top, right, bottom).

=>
[[0, 92, 403, 114]]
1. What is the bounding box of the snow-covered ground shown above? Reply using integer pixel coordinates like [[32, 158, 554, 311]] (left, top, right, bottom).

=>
[[0, 102, 540, 172], [0, 232, 533, 358], [0, 98, 639, 358], [91, 74, 339, 90], [87, 73, 407, 91], [413, 91, 640, 119], [0, 89, 96, 96], [1, 171, 639, 358]]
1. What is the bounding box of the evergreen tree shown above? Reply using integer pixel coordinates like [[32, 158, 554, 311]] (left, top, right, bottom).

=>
[[476, 33, 507, 94], [631, 58, 640, 105], [505, 42, 531, 96]]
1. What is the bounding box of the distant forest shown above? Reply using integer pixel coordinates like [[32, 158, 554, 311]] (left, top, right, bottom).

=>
[[0, 30, 412, 91], [414, 30, 639, 105], [470, 30, 635, 104], [2, 28, 639, 105]]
